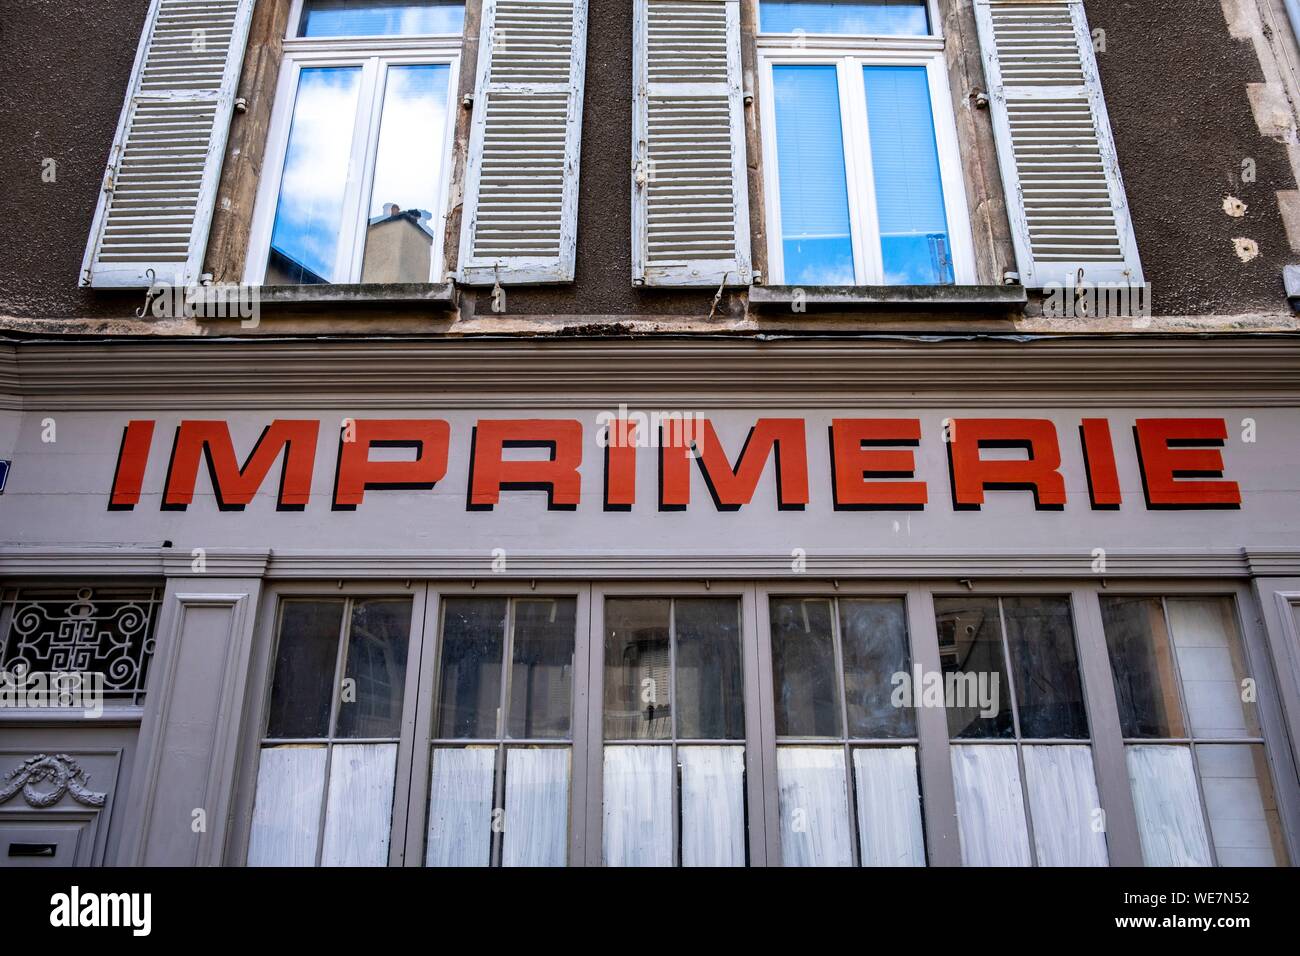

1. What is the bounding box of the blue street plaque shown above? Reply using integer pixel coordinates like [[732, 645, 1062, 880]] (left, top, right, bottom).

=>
[[0, 460, 9, 494]]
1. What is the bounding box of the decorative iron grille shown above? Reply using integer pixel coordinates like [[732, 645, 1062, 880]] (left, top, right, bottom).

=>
[[0, 586, 162, 704]]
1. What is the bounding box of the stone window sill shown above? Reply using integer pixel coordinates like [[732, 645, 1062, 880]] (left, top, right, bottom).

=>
[[192, 281, 457, 315], [747, 284, 1028, 314]]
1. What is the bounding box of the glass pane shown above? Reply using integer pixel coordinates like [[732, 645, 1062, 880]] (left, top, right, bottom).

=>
[[425, 747, 495, 866], [950, 744, 1031, 866], [319, 742, 398, 866], [772, 65, 855, 285], [1197, 744, 1288, 866], [266, 67, 363, 285], [604, 599, 672, 740], [502, 747, 570, 867], [1022, 745, 1108, 866], [247, 745, 327, 866], [934, 597, 1013, 739], [680, 746, 747, 867], [300, 0, 465, 36], [361, 64, 451, 284], [675, 598, 745, 740], [760, 1, 930, 35], [602, 745, 673, 866], [436, 598, 507, 739], [507, 598, 576, 739], [840, 598, 913, 737], [1002, 596, 1088, 739], [1126, 744, 1213, 866], [1100, 596, 1186, 738], [1166, 598, 1260, 739], [862, 65, 954, 285], [336, 599, 411, 739], [853, 747, 924, 866], [771, 598, 841, 737], [266, 601, 344, 739], [776, 747, 853, 866]]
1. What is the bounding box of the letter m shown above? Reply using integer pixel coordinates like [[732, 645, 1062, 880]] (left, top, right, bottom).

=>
[[163, 420, 319, 512]]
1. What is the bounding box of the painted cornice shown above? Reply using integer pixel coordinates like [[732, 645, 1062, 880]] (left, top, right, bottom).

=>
[[2, 337, 1300, 409]]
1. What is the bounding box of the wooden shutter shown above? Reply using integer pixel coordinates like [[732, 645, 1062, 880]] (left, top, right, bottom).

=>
[[633, 0, 751, 287], [81, 0, 255, 288], [458, 0, 588, 285], [974, 0, 1142, 288]]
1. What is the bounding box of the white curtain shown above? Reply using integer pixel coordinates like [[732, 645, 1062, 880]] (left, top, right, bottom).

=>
[[853, 747, 925, 866], [950, 745, 1032, 866], [1022, 745, 1108, 866], [603, 746, 673, 866], [680, 746, 746, 867], [320, 743, 398, 866], [426, 747, 496, 867], [777, 747, 853, 866], [1127, 744, 1212, 866], [502, 748, 570, 867], [247, 745, 327, 866]]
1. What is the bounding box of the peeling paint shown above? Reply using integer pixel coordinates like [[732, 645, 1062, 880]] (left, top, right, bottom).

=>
[[1223, 196, 1249, 217], [1234, 236, 1262, 261]]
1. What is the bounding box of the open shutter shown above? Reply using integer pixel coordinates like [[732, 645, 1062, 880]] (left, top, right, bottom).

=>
[[458, 0, 588, 285], [633, 0, 751, 287], [974, 0, 1142, 288], [81, 0, 255, 288]]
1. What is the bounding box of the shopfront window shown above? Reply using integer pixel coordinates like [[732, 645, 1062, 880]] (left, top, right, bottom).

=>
[[1100, 596, 1288, 866], [935, 596, 1108, 866], [769, 596, 924, 866], [602, 597, 747, 866]]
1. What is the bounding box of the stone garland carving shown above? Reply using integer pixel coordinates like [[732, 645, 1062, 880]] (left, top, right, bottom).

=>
[[0, 753, 107, 809]]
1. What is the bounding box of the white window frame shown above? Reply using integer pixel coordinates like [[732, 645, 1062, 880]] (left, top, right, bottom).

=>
[[756, 3, 976, 287], [244, 6, 463, 286]]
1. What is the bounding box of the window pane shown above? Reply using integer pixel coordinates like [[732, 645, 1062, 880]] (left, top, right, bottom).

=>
[[862, 65, 954, 285], [507, 598, 576, 739], [853, 747, 924, 866], [436, 598, 507, 739], [266, 67, 363, 285], [266, 601, 344, 739], [425, 746, 495, 866], [1001, 596, 1088, 739], [336, 599, 411, 739], [950, 744, 1031, 866], [1100, 596, 1186, 738], [502, 747, 570, 867], [776, 747, 853, 866], [300, 0, 465, 36], [361, 64, 451, 284], [840, 598, 913, 737], [772, 65, 855, 285], [602, 745, 673, 866], [248, 745, 327, 866], [319, 742, 398, 866], [604, 599, 672, 740], [1197, 744, 1288, 866], [1126, 744, 1213, 866], [680, 746, 747, 866], [771, 598, 841, 737], [934, 597, 1013, 739], [1022, 745, 1108, 866], [674, 598, 745, 740], [760, 1, 930, 36], [1166, 598, 1260, 738]]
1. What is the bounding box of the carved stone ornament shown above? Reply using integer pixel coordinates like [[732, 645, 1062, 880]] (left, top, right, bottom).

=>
[[0, 753, 107, 809]]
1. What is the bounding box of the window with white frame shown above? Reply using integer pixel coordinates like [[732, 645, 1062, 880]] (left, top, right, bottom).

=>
[[245, 1, 464, 285], [757, 0, 974, 286]]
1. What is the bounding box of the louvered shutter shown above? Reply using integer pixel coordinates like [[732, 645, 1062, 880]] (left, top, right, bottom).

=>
[[81, 0, 255, 288], [632, 0, 751, 287], [458, 0, 588, 285], [974, 0, 1142, 288]]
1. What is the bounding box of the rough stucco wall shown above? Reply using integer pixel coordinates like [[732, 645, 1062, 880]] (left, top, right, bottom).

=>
[[1087, 0, 1296, 314], [0, 0, 1296, 321]]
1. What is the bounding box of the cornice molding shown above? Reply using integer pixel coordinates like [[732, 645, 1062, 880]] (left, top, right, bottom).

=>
[[1245, 550, 1300, 577], [0, 547, 1256, 580], [1, 337, 1299, 409]]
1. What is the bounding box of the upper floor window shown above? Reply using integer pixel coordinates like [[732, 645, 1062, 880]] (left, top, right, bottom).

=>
[[245, 1, 465, 286], [757, 0, 975, 287]]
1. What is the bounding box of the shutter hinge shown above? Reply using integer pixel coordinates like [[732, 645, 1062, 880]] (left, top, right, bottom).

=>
[[634, 158, 648, 189]]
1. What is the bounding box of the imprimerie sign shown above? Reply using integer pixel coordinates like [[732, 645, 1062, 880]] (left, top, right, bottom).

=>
[[105, 415, 1242, 514]]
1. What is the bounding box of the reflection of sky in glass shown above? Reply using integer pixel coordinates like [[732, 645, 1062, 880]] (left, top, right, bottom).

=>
[[268, 67, 361, 283], [863, 65, 953, 285], [760, 1, 929, 35], [300, 1, 465, 37], [773, 65, 855, 285], [367, 65, 450, 220]]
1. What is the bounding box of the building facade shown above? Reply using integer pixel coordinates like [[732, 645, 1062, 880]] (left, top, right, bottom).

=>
[[1, 0, 1299, 867]]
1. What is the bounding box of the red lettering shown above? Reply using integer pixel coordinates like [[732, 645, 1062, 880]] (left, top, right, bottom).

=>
[[469, 419, 583, 510], [333, 419, 450, 510], [830, 419, 927, 510], [949, 419, 1067, 511], [1134, 418, 1240, 509], [1080, 418, 1123, 509], [604, 420, 638, 511], [660, 418, 809, 511], [164, 420, 319, 511], [108, 420, 156, 511]]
